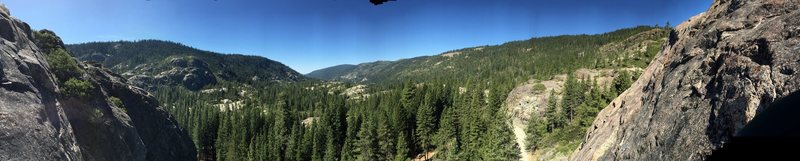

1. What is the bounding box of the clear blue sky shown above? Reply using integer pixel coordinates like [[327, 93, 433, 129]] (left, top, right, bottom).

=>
[[4, 0, 712, 74]]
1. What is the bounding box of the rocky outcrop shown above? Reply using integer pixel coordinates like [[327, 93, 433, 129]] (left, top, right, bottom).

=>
[[505, 68, 641, 161], [572, 0, 800, 160], [83, 65, 197, 161], [0, 6, 80, 160], [0, 5, 196, 161], [126, 57, 217, 91], [154, 57, 216, 90], [67, 40, 306, 91]]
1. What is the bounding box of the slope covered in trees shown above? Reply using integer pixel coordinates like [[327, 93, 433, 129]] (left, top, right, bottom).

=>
[[159, 80, 522, 161], [33, 22, 668, 161], [307, 26, 667, 86], [155, 25, 668, 161], [66, 40, 305, 90]]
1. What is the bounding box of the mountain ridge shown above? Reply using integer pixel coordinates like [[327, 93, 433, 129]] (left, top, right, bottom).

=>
[[306, 26, 668, 85], [66, 40, 305, 90]]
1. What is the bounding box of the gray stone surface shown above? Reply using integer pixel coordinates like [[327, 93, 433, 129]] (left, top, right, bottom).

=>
[[0, 9, 81, 161], [572, 0, 800, 160], [154, 57, 216, 90], [0, 5, 196, 161]]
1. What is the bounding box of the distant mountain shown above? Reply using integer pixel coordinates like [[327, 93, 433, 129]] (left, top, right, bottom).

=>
[[306, 64, 357, 80], [307, 26, 669, 85], [66, 40, 305, 90]]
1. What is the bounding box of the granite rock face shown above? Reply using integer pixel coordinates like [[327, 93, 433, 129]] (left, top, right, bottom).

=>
[[0, 6, 81, 161], [0, 5, 196, 161], [572, 0, 800, 160], [82, 65, 197, 161], [154, 57, 217, 90]]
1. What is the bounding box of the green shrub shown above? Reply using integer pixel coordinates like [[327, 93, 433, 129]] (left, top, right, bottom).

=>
[[109, 96, 125, 108], [612, 71, 633, 95], [533, 83, 546, 92], [63, 78, 94, 99], [90, 108, 104, 122], [47, 48, 83, 82], [33, 29, 65, 53]]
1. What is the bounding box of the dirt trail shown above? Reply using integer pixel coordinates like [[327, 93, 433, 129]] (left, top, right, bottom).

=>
[[512, 120, 531, 161]]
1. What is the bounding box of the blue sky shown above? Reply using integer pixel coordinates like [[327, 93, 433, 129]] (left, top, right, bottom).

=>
[[4, 0, 712, 74]]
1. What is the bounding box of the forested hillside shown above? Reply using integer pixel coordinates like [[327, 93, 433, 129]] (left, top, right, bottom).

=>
[[306, 64, 357, 79], [307, 26, 667, 86], [66, 40, 305, 90], [4, 0, 760, 161], [155, 25, 669, 161], [161, 80, 523, 161]]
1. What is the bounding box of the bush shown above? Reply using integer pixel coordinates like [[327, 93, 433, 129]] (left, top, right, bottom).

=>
[[33, 29, 65, 53], [612, 71, 633, 95], [533, 83, 546, 92], [109, 96, 125, 108], [63, 78, 94, 99], [90, 108, 104, 122], [47, 48, 83, 82]]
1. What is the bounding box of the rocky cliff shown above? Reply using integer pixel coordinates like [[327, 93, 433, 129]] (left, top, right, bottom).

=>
[[0, 5, 196, 161], [572, 0, 800, 160]]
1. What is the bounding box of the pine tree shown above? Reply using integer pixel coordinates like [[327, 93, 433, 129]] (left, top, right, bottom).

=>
[[433, 138, 460, 161], [270, 93, 290, 161], [400, 81, 417, 111], [340, 114, 361, 161], [355, 116, 380, 161], [458, 88, 486, 161], [612, 70, 633, 96], [480, 104, 520, 161], [323, 100, 346, 161], [561, 74, 587, 123], [311, 124, 326, 161], [416, 92, 437, 153], [377, 120, 396, 161], [216, 113, 230, 161], [525, 116, 546, 151], [544, 90, 562, 131], [577, 80, 606, 127], [394, 132, 410, 161], [297, 126, 313, 161], [436, 104, 459, 146]]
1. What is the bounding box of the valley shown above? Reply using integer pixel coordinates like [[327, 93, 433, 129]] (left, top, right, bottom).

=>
[[1, 0, 799, 161], [63, 26, 666, 161]]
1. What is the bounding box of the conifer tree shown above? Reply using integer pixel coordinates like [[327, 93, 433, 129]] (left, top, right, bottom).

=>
[[525, 116, 546, 151], [480, 103, 520, 161], [612, 70, 633, 96], [355, 117, 380, 161], [377, 119, 396, 161], [394, 132, 410, 161], [544, 90, 562, 131], [416, 92, 437, 153]]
